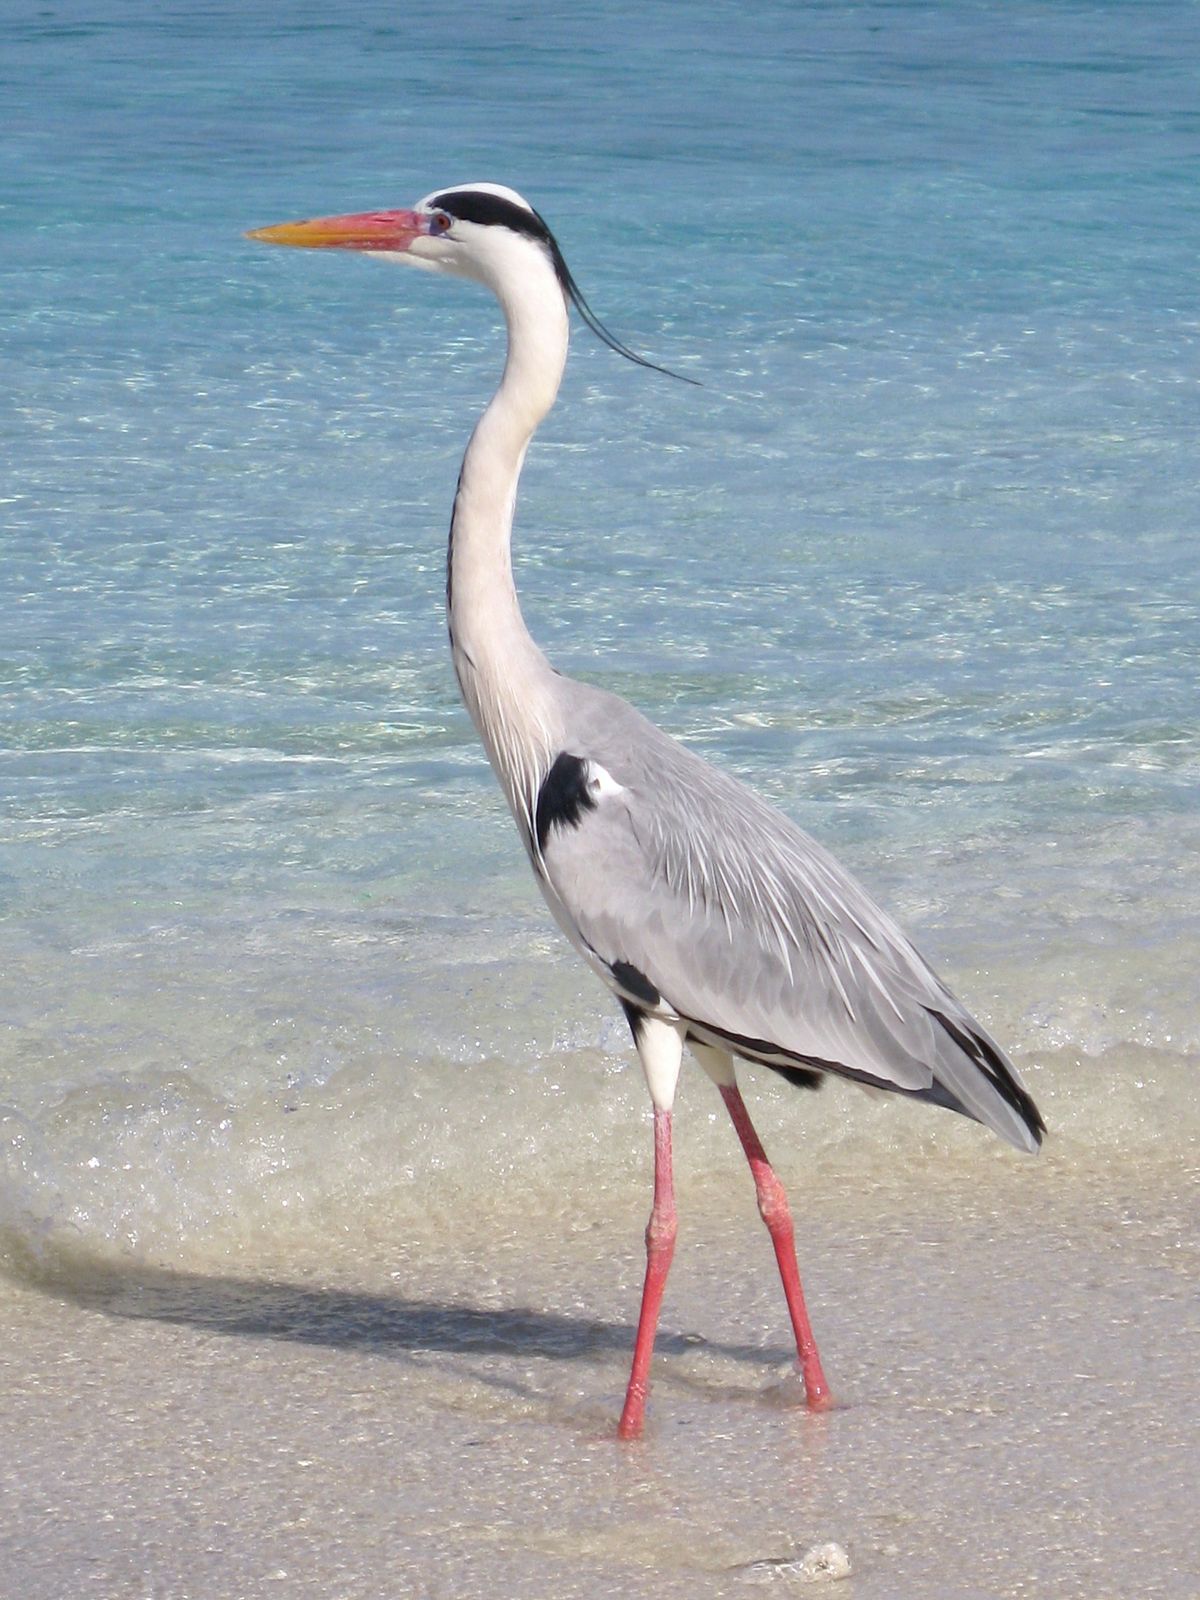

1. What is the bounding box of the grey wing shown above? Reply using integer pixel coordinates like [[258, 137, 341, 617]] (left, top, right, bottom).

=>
[[533, 702, 1043, 1154]]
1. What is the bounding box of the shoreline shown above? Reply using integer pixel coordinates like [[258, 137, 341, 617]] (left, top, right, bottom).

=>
[[3, 1159, 1196, 1599]]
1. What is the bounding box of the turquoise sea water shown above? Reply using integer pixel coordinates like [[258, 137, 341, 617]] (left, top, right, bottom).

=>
[[3, 1, 1198, 1257]]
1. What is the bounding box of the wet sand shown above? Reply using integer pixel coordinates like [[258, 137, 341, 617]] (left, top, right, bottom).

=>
[[2, 1157, 1196, 1600]]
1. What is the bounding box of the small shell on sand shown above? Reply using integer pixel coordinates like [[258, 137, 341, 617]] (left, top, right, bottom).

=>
[[732, 1541, 852, 1584]]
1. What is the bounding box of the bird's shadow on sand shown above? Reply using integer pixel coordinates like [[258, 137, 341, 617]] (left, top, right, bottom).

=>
[[12, 1248, 789, 1376]]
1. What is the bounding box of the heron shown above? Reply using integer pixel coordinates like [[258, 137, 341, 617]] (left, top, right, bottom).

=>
[[248, 184, 1045, 1440]]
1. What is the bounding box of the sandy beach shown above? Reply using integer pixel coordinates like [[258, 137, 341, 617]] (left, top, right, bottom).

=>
[[3, 1138, 1196, 1600]]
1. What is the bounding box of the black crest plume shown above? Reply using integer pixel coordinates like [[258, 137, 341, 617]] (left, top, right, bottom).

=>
[[430, 189, 698, 387]]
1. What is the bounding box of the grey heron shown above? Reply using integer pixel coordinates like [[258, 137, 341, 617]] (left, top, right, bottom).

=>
[[248, 185, 1045, 1440]]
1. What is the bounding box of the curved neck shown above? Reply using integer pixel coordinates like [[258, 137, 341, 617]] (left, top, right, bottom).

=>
[[447, 252, 570, 822]]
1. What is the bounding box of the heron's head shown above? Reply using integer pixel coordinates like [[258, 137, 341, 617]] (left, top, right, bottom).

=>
[[247, 182, 693, 382], [248, 183, 543, 281]]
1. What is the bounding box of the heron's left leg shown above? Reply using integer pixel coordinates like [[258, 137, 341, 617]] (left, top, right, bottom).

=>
[[618, 1010, 685, 1441], [692, 1042, 833, 1410]]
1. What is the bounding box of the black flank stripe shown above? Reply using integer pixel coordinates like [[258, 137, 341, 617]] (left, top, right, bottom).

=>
[[620, 1000, 646, 1043], [690, 1017, 840, 1079], [683, 1019, 823, 1090], [767, 1063, 825, 1092], [610, 961, 660, 1008]]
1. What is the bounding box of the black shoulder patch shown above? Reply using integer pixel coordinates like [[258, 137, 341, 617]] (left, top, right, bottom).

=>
[[764, 1062, 824, 1092], [610, 961, 660, 1008], [535, 752, 596, 852]]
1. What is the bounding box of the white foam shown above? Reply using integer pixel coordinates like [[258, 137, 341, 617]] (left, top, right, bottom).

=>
[[2, 1011, 1194, 1278]]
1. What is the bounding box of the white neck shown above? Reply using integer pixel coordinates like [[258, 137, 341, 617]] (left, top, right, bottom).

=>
[[447, 242, 570, 830]]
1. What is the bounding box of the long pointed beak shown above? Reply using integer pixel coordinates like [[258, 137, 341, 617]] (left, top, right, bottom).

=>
[[246, 209, 426, 252]]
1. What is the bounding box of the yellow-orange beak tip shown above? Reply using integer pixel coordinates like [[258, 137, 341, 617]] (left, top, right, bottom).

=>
[[245, 210, 425, 253]]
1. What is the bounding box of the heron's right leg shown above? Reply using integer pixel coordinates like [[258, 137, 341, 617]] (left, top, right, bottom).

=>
[[692, 1041, 833, 1410], [618, 1009, 685, 1441]]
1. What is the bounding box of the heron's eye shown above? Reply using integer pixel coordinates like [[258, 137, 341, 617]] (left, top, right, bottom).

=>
[[429, 211, 453, 236]]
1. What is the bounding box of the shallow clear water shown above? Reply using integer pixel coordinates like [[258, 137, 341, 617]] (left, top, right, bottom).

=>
[[3, 0, 1199, 1254], [3, 6, 1200, 1598]]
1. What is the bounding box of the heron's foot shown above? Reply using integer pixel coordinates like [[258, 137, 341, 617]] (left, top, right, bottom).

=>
[[766, 1357, 837, 1411]]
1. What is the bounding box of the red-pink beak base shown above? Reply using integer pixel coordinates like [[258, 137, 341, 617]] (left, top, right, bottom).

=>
[[246, 209, 426, 252]]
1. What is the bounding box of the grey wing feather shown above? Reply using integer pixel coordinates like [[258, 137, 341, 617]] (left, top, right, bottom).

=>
[[535, 686, 1043, 1154]]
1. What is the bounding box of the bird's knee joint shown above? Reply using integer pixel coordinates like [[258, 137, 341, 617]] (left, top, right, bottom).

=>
[[645, 1208, 677, 1255], [756, 1176, 793, 1234]]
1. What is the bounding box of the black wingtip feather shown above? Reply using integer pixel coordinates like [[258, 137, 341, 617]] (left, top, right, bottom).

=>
[[929, 1009, 1047, 1147]]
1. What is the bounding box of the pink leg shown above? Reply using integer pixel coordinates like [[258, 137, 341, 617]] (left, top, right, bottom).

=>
[[618, 1106, 677, 1440], [719, 1083, 833, 1410]]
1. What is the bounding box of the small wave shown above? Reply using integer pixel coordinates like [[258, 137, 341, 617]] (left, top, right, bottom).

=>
[[2, 1029, 1194, 1285]]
